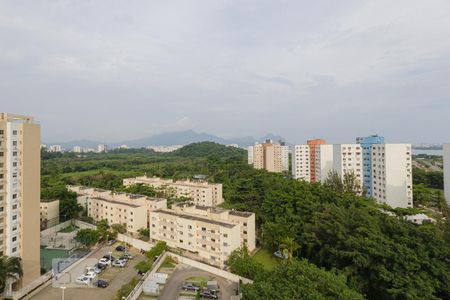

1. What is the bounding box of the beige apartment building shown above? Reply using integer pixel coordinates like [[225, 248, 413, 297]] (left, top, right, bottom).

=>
[[249, 140, 283, 173], [122, 176, 223, 207], [40, 199, 60, 230], [67, 186, 167, 235], [0, 113, 41, 288], [150, 202, 255, 267]]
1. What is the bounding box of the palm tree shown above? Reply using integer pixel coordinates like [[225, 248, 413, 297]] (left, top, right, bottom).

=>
[[0, 256, 23, 294], [280, 237, 300, 259]]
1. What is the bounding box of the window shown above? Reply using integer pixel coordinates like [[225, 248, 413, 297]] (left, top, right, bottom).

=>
[[12, 237, 17, 242], [223, 233, 228, 238], [12, 215, 17, 220], [12, 247, 17, 253], [12, 130, 17, 135]]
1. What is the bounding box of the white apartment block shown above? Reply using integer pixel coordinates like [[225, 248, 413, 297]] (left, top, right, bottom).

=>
[[315, 144, 334, 183], [73, 146, 82, 153], [97, 144, 107, 153], [123, 176, 223, 207], [0, 113, 41, 288], [371, 144, 413, 208], [49, 145, 62, 152], [150, 202, 255, 267], [444, 144, 450, 206], [292, 145, 311, 181], [247, 146, 254, 165], [147, 145, 183, 153], [332, 144, 363, 187], [67, 186, 167, 235]]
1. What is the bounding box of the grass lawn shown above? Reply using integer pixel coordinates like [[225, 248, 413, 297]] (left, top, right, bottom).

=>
[[253, 248, 280, 271]]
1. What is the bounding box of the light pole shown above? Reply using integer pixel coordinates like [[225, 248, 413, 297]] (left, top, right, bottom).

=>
[[60, 286, 66, 300], [108, 251, 112, 262], [106, 234, 109, 245]]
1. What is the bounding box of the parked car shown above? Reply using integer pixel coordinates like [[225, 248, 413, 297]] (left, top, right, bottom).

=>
[[95, 279, 109, 288], [84, 271, 97, 280], [98, 258, 111, 266], [107, 239, 116, 246], [112, 259, 126, 267], [137, 270, 146, 276], [200, 290, 218, 299], [122, 253, 134, 260], [87, 266, 102, 274], [115, 245, 126, 252], [182, 283, 200, 292], [76, 275, 91, 285], [102, 254, 116, 261], [94, 263, 107, 271]]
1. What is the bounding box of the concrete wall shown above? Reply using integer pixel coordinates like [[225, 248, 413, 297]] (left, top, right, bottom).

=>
[[117, 233, 154, 251], [40, 220, 72, 236]]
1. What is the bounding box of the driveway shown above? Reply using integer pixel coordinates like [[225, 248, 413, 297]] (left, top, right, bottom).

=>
[[29, 244, 145, 300], [158, 265, 237, 300]]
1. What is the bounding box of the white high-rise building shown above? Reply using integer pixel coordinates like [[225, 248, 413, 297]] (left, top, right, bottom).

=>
[[247, 146, 254, 165], [315, 144, 334, 183], [444, 144, 450, 207], [281, 144, 290, 172], [292, 145, 310, 181], [371, 144, 413, 208], [332, 144, 363, 187], [49, 145, 62, 152], [73, 146, 82, 153], [97, 144, 107, 153]]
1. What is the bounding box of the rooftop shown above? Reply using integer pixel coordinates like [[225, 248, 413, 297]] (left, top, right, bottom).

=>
[[153, 209, 237, 228], [90, 197, 141, 208]]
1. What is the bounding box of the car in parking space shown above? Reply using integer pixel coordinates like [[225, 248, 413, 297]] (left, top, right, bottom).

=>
[[98, 258, 111, 266], [115, 245, 126, 252], [107, 239, 116, 246], [182, 283, 200, 292], [103, 254, 116, 261], [112, 259, 127, 267], [76, 275, 91, 285], [84, 271, 97, 280], [200, 289, 218, 299], [87, 266, 102, 274], [122, 253, 134, 260], [94, 279, 109, 288], [94, 263, 107, 271]]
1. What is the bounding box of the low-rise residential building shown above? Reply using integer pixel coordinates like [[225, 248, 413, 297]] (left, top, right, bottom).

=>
[[150, 202, 255, 267], [123, 176, 223, 206], [40, 200, 60, 230], [405, 213, 436, 225], [67, 185, 167, 235]]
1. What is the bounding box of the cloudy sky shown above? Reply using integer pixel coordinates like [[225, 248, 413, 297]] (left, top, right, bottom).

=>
[[1, 0, 449, 144]]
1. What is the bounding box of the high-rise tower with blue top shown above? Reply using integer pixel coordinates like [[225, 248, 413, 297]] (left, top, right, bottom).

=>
[[356, 135, 385, 197]]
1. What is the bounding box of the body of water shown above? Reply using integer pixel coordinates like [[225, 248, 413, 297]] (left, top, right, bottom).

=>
[[412, 149, 443, 156]]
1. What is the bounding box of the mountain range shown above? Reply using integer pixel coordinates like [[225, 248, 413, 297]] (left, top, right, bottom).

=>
[[44, 130, 286, 149]]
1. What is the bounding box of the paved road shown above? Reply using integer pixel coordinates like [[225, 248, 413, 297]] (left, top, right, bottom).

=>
[[30, 244, 145, 300], [158, 265, 236, 300]]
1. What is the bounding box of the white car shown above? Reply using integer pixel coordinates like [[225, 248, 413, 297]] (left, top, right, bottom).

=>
[[87, 267, 101, 274], [112, 259, 126, 267], [98, 258, 111, 266], [85, 271, 97, 280], [76, 275, 91, 285]]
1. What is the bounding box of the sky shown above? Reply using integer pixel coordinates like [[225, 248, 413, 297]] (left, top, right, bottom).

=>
[[1, 0, 450, 144]]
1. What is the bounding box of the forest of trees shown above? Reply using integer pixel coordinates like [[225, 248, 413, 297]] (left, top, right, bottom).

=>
[[41, 143, 450, 299]]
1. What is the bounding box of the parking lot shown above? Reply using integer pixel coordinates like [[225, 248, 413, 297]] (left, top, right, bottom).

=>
[[30, 243, 146, 300], [158, 264, 237, 300]]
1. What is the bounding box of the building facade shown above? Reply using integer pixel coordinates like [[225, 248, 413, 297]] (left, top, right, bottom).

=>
[[371, 144, 413, 208], [0, 113, 41, 287], [150, 202, 255, 267], [281, 143, 290, 172], [123, 176, 223, 207], [314, 144, 334, 183], [40, 199, 60, 230], [356, 135, 385, 197], [250, 140, 283, 173], [307, 139, 326, 182], [247, 146, 254, 165], [292, 145, 311, 181], [67, 186, 167, 235], [332, 144, 363, 191]]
